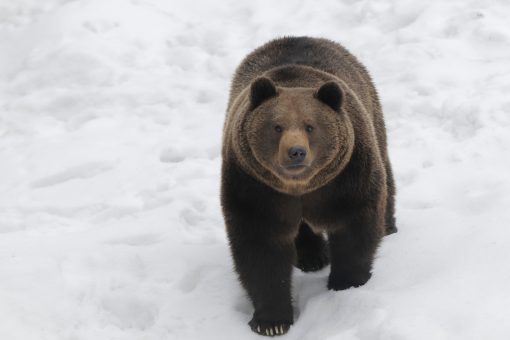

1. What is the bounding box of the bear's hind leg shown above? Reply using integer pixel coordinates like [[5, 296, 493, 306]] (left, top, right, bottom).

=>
[[294, 222, 329, 272]]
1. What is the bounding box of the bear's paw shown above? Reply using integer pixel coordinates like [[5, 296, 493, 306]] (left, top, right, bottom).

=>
[[249, 318, 292, 337]]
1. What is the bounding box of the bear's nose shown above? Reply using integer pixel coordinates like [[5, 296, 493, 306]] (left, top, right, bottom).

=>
[[288, 146, 307, 163]]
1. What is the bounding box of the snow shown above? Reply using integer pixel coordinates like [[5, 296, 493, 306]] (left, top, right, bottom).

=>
[[1, 0, 510, 339]]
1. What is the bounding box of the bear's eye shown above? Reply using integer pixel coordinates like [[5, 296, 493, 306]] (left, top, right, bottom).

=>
[[274, 125, 283, 133], [306, 125, 314, 133]]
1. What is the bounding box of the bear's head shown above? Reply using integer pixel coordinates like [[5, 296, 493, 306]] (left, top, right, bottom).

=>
[[229, 76, 356, 195]]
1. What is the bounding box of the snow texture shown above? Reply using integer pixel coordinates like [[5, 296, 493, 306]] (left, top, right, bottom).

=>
[[1, 0, 510, 339]]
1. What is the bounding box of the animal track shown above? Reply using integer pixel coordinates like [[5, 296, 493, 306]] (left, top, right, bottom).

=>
[[31, 161, 115, 188], [101, 295, 158, 330], [106, 233, 162, 246]]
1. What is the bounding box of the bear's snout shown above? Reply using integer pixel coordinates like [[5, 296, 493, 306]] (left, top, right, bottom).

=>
[[278, 130, 311, 172], [288, 146, 307, 164]]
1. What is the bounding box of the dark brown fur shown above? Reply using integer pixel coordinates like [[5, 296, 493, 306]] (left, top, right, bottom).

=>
[[221, 37, 397, 336]]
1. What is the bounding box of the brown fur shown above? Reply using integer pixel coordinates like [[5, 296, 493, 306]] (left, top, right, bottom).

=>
[[225, 36, 397, 228], [223, 64, 381, 196], [221, 37, 397, 336]]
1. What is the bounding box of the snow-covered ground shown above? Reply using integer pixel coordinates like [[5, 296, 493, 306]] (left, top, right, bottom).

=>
[[1, 0, 510, 339]]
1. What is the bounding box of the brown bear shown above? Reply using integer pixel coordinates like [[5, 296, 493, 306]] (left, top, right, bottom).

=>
[[221, 37, 396, 337]]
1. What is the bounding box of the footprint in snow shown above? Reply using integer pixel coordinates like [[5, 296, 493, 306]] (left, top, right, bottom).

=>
[[105, 233, 163, 247], [159, 148, 186, 163], [31, 161, 116, 188], [101, 295, 158, 330], [178, 266, 204, 293]]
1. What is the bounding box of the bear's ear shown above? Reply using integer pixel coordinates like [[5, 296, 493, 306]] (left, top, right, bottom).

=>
[[250, 77, 277, 109], [315, 81, 343, 112]]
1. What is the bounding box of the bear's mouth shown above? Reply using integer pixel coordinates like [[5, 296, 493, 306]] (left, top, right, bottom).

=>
[[281, 163, 311, 176], [285, 164, 309, 170]]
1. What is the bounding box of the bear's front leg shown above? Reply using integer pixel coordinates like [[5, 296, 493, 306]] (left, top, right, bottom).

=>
[[327, 207, 383, 291], [222, 162, 301, 335], [228, 227, 296, 336]]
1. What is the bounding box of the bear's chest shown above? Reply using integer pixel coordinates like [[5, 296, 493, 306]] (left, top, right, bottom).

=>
[[299, 176, 361, 231], [300, 196, 347, 232]]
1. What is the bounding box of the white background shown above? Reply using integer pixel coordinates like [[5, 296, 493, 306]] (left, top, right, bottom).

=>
[[1, 0, 509, 339]]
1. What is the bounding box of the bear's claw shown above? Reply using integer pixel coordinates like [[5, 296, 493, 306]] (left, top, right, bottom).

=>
[[249, 319, 291, 336], [385, 225, 398, 235]]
